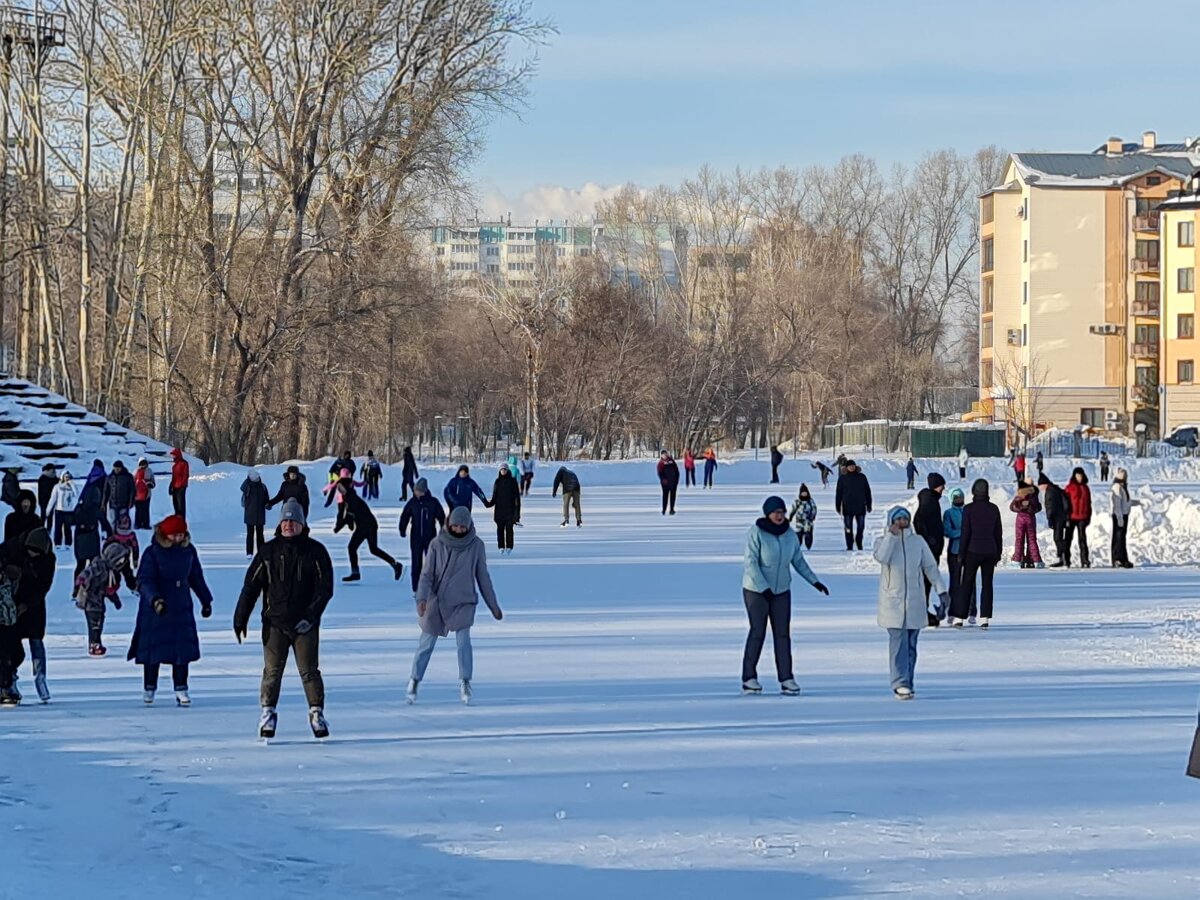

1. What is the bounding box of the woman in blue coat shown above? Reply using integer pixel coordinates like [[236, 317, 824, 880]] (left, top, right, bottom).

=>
[[127, 515, 213, 706]]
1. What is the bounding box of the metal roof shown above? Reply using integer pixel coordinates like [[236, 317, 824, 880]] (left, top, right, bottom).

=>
[[1014, 152, 1196, 182]]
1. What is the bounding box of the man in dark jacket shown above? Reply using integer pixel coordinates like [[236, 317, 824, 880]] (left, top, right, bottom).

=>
[[241, 470, 270, 557], [1039, 473, 1071, 567], [769, 446, 784, 484], [73, 464, 110, 578], [489, 465, 522, 554], [399, 478, 445, 594], [234, 500, 334, 739], [552, 466, 582, 527], [400, 447, 419, 501], [657, 452, 680, 515], [1, 467, 20, 510], [443, 465, 488, 512], [913, 472, 947, 619], [329, 477, 403, 583], [104, 460, 136, 526], [950, 479, 1003, 627], [36, 464, 57, 525], [267, 466, 310, 517], [834, 460, 873, 550], [329, 452, 355, 480]]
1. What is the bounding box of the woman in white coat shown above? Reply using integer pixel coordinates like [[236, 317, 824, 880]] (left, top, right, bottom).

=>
[[1110, 468, 1137, 569], [873, 506, 949, 699]]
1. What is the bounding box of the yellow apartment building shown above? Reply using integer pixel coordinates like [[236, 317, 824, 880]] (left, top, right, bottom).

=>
[[977, 132, 1199, 438], [1158, 171, 1200, 434]]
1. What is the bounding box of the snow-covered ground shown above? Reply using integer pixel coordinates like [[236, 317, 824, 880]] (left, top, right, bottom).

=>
[[4, 455, 1200, 898]]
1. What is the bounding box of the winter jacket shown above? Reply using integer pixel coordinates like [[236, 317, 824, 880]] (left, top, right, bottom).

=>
[[444, 474, 487, 511], [683, 451, 696, 471], [399, 494, 445, 548], [552, 467, 580, 495], [906, 460, 918, 479], [241, 477, 270, 527], [788, 497, 817, 533], [46, 479, 78, 517], [1, 471, 20, 508], [73, 478, 108, 564], [873, 528, 945, 630], [1043, 482, 1070, 525], [703, 452, 718, 474], [267, 469, 310, 516], [942, 506, 964, 555], [742, 520, 819, 594], [912, 488, 945, 559], [415, 525, 500, 637], [4, 491, 40, 542], [1111, 481, 1135, 525], [74, 550, 134, 614], [520, 457, 535, 476], [958, 449, 969, 467], [333, 484, 378, 534], [36, 473, 56, 512], [1009, 486, 1042, 520], [1065, 470, 1092, 523], [771, 449, 784, 468], [134, 466, 156, 501], [490, 472, 521, 524], [169, 450, 189, 492], [105, 467, 136, 513], [657, 458, 680, 488], [402, 450, 419, 481], [835, 470, 873, 517], [0, 532, 55, 641], [1014, 456, 1027, 476], [959, 498, 1003, 562], [234, 528, 334, 636], [109, 528, 140, 568], [127, 529, 213, 666], [329, 456, 356, 479]]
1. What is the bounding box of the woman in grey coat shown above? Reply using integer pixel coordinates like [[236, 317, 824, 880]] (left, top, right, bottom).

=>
[[407, 506, 502, 705]]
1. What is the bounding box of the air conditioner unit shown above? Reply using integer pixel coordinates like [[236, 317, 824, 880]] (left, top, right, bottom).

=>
[[1007, 329, 1021, 346], [1104, 410, 1119, 422], [1016, 204, 1026, 218], [1088, 323, 1122, 336], [1105, 422, 1120, 431]]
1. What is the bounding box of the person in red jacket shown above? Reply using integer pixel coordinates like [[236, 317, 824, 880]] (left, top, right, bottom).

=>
[[133, 459, 156, 531], [1013, 451, 1027, 486], [683, 449, 696, 488], [1064, 466, 1092, 568], [169, 448, 190, 518]]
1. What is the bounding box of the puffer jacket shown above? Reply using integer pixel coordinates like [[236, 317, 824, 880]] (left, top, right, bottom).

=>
[[873, 527, 944, 630], [234, 528, 334, 635], [127, 528, 213, 665], [415, 525, 500, 636], [1111, 480, 1134, 525], [1065, 469, 1092, 523], [942, 505, 964, 556], [788, 497, 817, 533], [742, 520, 819, 595]]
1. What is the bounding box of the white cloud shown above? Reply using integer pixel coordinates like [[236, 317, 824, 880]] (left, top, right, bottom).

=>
[[476, 182, 629, 224]]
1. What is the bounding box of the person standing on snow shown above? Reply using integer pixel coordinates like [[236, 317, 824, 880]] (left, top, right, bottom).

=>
[[104, 460, 136, 528], [443, 465, 488, 513], [400, 446, 419, 501], [519, 452, 536, 496], [235, 499, 335, 740], [769, 445, 784, 484], [128, 515, 213, 707], [1039, 473, 1072, 567], [835, 460, 872, 551], [73, 460, 110, 578], [1064, 467, 1093, 568], [873, 507, 948, 700], [957, 447, 969, 480], [1099, 451, 1110, 483], [4, 490, 40, 542], [399, 477, 445, 597], [683, 448, 697, 488], [361, 450, 382, 501], [109, 511, 140, 569], [0, 527, 55, 705], [169, 448, 189, 518], [488, 464, 521, 555], [328, 476, 404, 583], [47, 471, 77, 548], [1110, 468, 1137, 569], [913, 472, 947, 622], [36, 463, 57, 526], [329, 451, 356, 483], [1012, 451, 1027, 487], [241, 469, 270, 557], [740, 495, 830, 696], [552, 466, 582, 527], [74, 540, 135, 658], [133, 459, 156, 530], [657, 451, 680, 515], [905, 457, 919, 491], [702, 448, 718, 488], [949, 479, 1002, 628], [267, 465, 310, 518], [1, 466, 20, 509], [942, 488, 966, 600], [787, 484, 817, 550], [407, 505, 503, 706], [1010, 483, 1044, 569], [1035, 450, 1045, 477]]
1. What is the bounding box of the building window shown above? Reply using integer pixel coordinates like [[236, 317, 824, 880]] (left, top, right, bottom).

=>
[[1180, 221, 1195, 248], [981, 320, 993, 347], [982, 278, 994, 313], [1134, 324, 1159, 346], [1022, 324, 1028, 346], [578, 248, 591, 257], [1180, 267, 1196, 293], [1180, 360, 1195, 384], [981, 238, 994, 272], [1023, 281, 1028, 305], [487, 264, 499, 274], [981, 194, 994, 224], [1022, 365, 1029, 388], [486, 246, 499, 256], [1135, 239, 1160, 261], [1180, 314, 1195, 339], [1080, 408, 1105, 428], [1147, 175, 1163, 186], [981, 360, 993, 388], [1023, 240, 1028, 262], [1136, 281, 1160, 302], [1136, 366, 1157, 388], [435, 246, 444, 256]]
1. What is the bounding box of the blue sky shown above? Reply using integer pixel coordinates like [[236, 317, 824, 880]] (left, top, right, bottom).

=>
[[472, 0, 1200, 222]]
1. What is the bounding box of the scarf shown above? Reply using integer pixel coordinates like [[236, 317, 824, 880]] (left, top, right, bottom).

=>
[[756, 517, 790, 537]]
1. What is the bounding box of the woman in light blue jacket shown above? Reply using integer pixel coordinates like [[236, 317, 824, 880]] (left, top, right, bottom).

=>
[[741, 496, 830, 696]]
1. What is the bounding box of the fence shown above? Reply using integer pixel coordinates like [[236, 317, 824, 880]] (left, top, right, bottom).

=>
[[1025, 428, 1136, 459], [821, 421, 1006, 457]]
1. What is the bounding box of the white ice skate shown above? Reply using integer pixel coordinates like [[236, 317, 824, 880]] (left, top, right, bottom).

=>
[[175, 690, 191, 707], [460, 680, 472, 705], [405, 678, 419, 705], [741, 678, 762, 695], [259, 707, 277, 739]]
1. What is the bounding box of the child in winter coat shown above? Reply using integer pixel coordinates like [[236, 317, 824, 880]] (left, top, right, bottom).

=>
[[74, 540, 135, 656], [1009, 483, 1044, 569], [942, 488, 966, 598], [109, 511, 140, 568], [788, 484, 818, 549]]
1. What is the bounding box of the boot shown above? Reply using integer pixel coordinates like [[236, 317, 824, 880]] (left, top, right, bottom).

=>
[[405, 678, 419, 705], [342, 571, 361, 583], [259, 707, 277, 739], [309, 707, 329, 739], [392, 562, 404, 581]]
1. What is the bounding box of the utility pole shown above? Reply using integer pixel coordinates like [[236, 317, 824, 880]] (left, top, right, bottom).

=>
[[524, 345, 532, 452]]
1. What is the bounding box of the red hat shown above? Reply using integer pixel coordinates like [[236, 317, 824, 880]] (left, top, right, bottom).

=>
[[159, 515, 188, 537]]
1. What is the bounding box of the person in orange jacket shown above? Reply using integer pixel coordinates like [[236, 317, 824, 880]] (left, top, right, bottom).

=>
[[169, 448, 189, 518]]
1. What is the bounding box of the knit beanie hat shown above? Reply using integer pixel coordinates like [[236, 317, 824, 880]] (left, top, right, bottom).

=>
[[159, 515, 187, 537], [927, 472, 946, 490], [762, 495, 787, 516], [414, 477, 429, 494], [24, 527, 52, 556], [279, 498, 306, 527], [448, 505, 473, 529], [247, 469, 261, 482], [1037, 473, 1050, 486], [971, 478, 990, 500], [101, 540, 130, 566], [888, 506, 911, 524]]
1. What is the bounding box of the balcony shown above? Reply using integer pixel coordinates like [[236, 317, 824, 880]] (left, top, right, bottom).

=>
[[1132, 342, 1160, 359], [1131, 299, 1161, 317], [1134, 212, 1161, 232], [1131, 258, 1160, 274]]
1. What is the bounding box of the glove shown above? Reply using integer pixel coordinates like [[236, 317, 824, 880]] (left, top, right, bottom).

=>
[[813, 582, 829, 596], [234, 623, 247, 644], [201, 602, 212, 619], [112, 596, 122, 611], [294, 619, 312, 635], [152, 597, 167, 616]]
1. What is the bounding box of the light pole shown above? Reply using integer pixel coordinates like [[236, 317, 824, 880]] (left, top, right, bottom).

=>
[[458, 415, 470, 461]]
